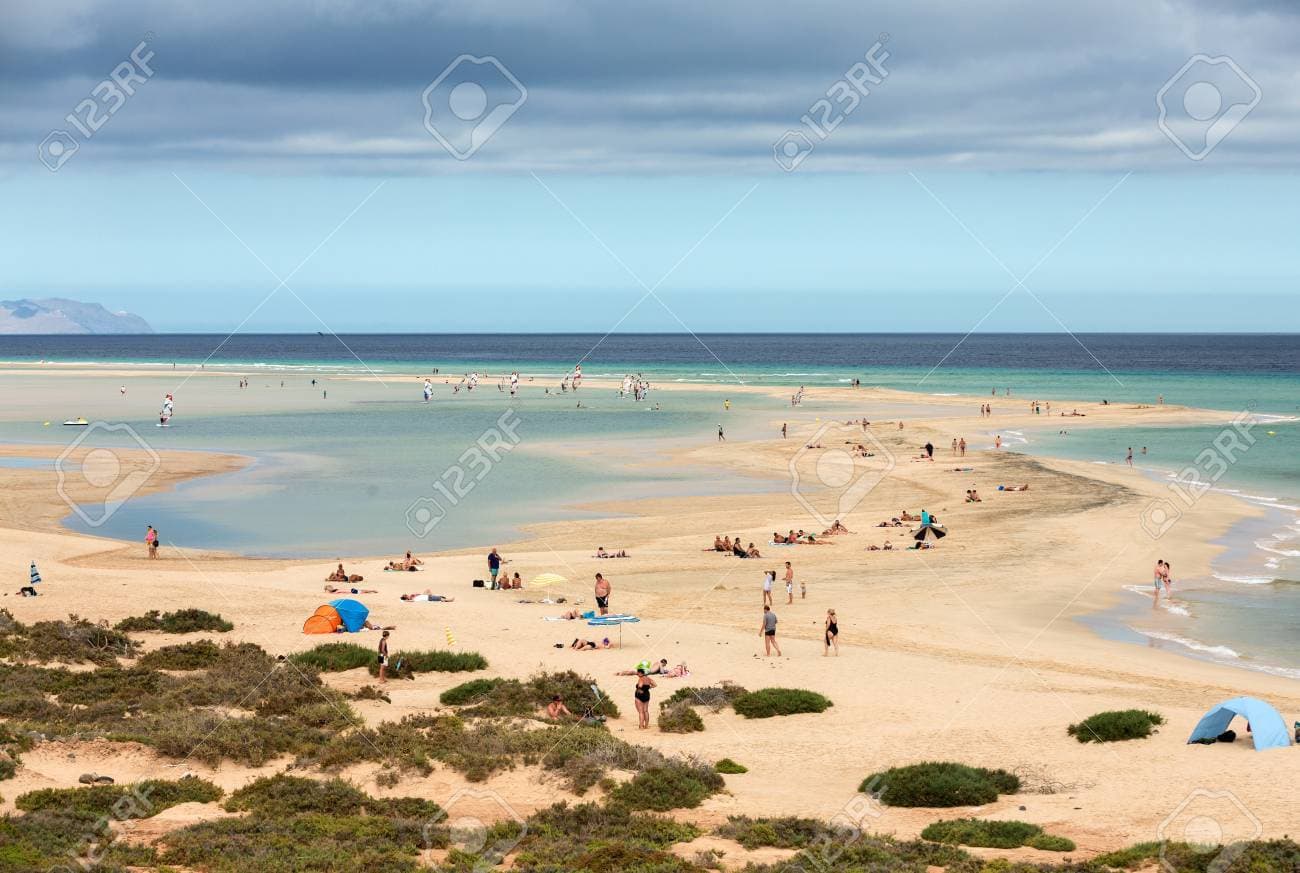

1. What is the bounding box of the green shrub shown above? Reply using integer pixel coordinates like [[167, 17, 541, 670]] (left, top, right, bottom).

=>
[[16, 776, 222, 818], [861, 762, 1020, 808], [609, 760, 724, 811], [440, 677, 502, 705], [657, 701, 705, 733], [662, 683, 749, 712], [919, 818, 1076, 851], [115, 608, 233, 633], [289, 642, 374, 672], [716, 815, 830, 849], [224, 775, 369, 817], [714, 758, 747, 774], [137, 639, 221, 670], [159, 813, 435, 872], [368, 649, 488, 678], [450, 670, 619, 720], [1068, 709, 1164, 743], [732, 687, 832, 719], [348, 685, 391, 703], [16, 616, 138, 664]]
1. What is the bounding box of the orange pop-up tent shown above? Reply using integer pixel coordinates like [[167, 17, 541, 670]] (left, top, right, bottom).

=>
[[303, 604, 343, 634]]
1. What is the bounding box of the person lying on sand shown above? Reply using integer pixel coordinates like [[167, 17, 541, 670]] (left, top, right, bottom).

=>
[[555, 609, 587, 620], [618, 658, 670, 675], [571, 637, 614, 650], [910, 541, 933, 550], [999, 484, 1030, 491], [772, 531, 789, 544], [821, 520, 851, 535], [866, 541, 896, 551], [796, 530, 833, 544], [593, 546, 629, 558], [350, 619, 395, 631], [385, 561, 419, 572], [399, 590, 454, 602], [876, 518, 905, 527], [900, 511, 920, 521], [325, 583, 378, 594]]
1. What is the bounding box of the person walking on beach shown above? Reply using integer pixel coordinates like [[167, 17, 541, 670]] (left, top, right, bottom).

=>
[[924, 441, 934, 459], [1153, 559, 1165, 594], [717, 424, 725, 441], [783, 561, 794, 604], [145, 525, 158, 559], [782, 422, 787, 439], [951, 438, 957, 455], [762, 570, 774, 607], [633, 668, 656, 729], [760, 605, 781, 657], [594, 572, 611, 615], [487, 548, 504, 589], [1125, 447, 1133, 467], [958, 437, 966, 456], [823, 609, 839, 656], [995, 435, 1002, 450], [377, 630, 391, 683]]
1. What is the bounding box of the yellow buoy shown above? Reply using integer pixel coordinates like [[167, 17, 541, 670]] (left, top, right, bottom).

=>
[[43, 421, 50, 426], [445, 627, 456, 647]]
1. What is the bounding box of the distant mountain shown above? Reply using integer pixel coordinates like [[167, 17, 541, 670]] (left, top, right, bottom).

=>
[[0, 298, 152, 334]]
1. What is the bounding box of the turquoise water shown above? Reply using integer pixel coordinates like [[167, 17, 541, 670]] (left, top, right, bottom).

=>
[[1019, 421, 1300, 679]]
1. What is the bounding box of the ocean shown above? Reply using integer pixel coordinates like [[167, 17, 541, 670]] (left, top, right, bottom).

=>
[[1, 332, 1297, 678]]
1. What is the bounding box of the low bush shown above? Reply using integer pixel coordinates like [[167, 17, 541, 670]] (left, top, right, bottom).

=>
[[861, 762, 1020, 808], [661, 683, 749, 712], [714, 758, 747, 774], [716, 815, 830, 849], [289, 642, 374, 672], [732, 687, 832, 719], [16, 776, 222, 818], [9, 615, 137, 665], [439, 677, 502, 705], [445, 670, 619, 720], [608, 759, 724, 811], [1067, 709, 1164, 743], [137, 639, 222, 670], [348, 685, 391, 703], [920, 818, 1074, 851], [368, 649, 488, 679], [115, 608, 233, 633], [224, 775, 370, 817], [657, 701, 705, 733]]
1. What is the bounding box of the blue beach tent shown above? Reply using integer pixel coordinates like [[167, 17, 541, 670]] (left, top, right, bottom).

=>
[[1188, 696, 1292, 751], [329, 598, 371, 633]]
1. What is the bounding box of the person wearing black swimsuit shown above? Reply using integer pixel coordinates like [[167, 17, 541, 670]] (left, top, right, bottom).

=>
[[823, 608, 839, 657], [633, 668, 656, 729]]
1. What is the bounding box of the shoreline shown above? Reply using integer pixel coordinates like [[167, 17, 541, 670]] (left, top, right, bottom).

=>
[[3, 372, 1298, 853]]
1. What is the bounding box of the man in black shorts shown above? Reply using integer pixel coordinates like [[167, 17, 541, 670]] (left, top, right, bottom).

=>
[[760, 605, 781, 657], [594, 572, 611, 615]]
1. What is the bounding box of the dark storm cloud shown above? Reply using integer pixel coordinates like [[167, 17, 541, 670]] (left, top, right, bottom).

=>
[[4, 0, 1299, 172]]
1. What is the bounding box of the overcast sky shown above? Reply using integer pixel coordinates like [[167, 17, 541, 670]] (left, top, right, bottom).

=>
[[3, 1, 1297, 331]]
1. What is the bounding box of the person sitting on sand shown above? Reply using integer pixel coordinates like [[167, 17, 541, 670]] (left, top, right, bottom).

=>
[[546, 694, 576, 720], [326, 564, 349, 582], [746, 543, 761, 558], [722, 536, 733, 552], [710, 535, 726, 552], [325, 583, 378, 594], [970, 489, 982, 501], [732, 539, 749, 558], [821, 520, 851, 536], [882, 541, 894, 550], [399, 590, 454, 602]]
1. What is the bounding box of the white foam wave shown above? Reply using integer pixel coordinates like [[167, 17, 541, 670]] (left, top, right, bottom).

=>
[[1212, 572, 1276, 585], [1255, 541, 1300, 558], [1138, 630, 1240, 659]]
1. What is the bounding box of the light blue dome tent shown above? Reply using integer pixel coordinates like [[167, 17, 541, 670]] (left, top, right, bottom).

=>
[[1187, 697, 1292, 751]]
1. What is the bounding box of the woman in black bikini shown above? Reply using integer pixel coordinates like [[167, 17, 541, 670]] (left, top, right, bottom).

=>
[[633, 668, 656, 729], [823, 608, 839, 657]]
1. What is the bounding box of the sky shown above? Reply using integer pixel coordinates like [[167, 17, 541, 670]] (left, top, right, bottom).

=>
[[2, 0, 1298, 332]]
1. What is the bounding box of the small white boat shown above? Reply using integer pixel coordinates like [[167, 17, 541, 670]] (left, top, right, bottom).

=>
[[62, 418, 89, 426]]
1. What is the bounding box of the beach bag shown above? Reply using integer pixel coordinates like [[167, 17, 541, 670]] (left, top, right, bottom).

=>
[[1216, 730, 1237, 743], [472, 579, 485, 588]]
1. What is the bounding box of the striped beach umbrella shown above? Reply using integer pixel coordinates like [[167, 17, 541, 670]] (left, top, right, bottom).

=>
[[29, 562, 41, 585], [529, 573, 568, 588]]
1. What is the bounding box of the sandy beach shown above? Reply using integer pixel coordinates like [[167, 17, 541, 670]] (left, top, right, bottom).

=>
[[2, 367, 1297, 866]]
